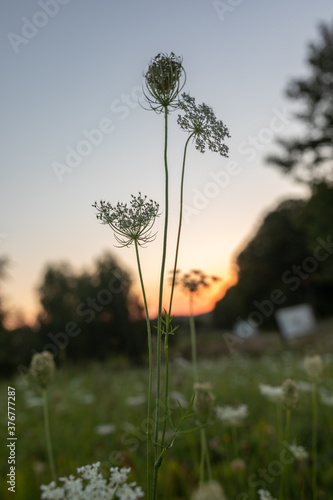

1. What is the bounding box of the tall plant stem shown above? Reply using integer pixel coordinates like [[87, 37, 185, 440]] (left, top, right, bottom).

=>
[[280, 408, 291, 500], [199, 427, 212, 484], [189, 293, 198, 382], [189, 293, 212, 485], [168, 133, 194, 316], [42, 388, 56, 482], [134, 240, 153, 500], [161, 133, 194, 451], [153, 106, 169, 500], [312, 381, 318, 500]]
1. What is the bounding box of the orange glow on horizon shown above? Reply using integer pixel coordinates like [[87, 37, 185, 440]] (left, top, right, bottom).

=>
[[4, 269, 238, 330], [146, 270, 238, 319]]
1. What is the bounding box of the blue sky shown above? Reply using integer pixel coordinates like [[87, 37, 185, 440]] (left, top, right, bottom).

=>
[[1, 0, 332, 325]]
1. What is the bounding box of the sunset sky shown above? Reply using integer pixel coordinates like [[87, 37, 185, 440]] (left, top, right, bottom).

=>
[[1, 1, 332, 327]]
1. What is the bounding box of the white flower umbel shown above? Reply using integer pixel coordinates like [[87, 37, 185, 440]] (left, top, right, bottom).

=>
[[216, 404, 248, 426], [191, 480, 227, 500], [177, 93, 230, 155], [258, 384, 283, 403], [288, 443, 309, 461], [320, 388, 333, 406], [94, 193, 159, 248], [40, 463, 144, 500], [257, 489, 277, 500]]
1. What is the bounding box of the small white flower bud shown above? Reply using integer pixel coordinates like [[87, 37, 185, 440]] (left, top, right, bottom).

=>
[[30, 351, 55, 388]]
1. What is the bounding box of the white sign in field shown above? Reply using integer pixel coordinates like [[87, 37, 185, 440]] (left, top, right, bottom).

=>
[[275, 304, 316, 339]]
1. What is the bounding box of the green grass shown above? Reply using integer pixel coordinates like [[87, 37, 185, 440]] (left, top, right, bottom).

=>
[[1, 346, 333, 499]]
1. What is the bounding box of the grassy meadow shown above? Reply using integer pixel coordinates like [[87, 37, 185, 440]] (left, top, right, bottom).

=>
[[1, 323, 333, 500]]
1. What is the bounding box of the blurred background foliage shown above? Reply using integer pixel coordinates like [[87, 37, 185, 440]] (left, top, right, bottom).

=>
[[1, 21, 333, 378]]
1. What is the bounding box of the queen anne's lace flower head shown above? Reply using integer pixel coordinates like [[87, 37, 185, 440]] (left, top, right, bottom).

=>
[[281, 379, 298, 410], [216, 404, 248, 426], [257, 489, 277, 500], [304, 354, 323, 381], [288, 443, 309, 461], [40, 463, 144, 499], [94, 193, 160, 248], [177, 93, 230, 155], [258, 384, 283, 403], [193, 382, 216, 423], [30, 351, 55, 389], [143, 52, 185, 112], [191, 480, 227, 500], [173, 269, 220, 295]]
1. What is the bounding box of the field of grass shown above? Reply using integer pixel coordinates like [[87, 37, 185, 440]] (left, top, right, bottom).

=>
[[1, 327, 333, 499]]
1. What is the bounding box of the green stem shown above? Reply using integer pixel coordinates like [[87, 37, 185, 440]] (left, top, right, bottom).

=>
[[134, 240, 153, 500], [280, 409, 291, 500], [199, 427, 212, 484], [161, 316, 171, 449], [168, 133, 194, 316], [189, 294, 198, 383], [153, 106, 169, 500], [42, 388, 56, 482], [312, 381, 318, 500], [231, 425, 239, 459]]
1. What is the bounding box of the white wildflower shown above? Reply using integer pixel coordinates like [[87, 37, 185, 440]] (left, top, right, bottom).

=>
[[258, 384, 282, 403], [288, 443, 309, 461], [216, 404, 248, 426], [296, 381, 312, 392], [95, 423, 116, 436], [191, 480, 227, 500], [40, 463, 144, 500], [126, 395, 146, 406], [94, 193, 159, 248], [319, 388, 333, 406], [257, 489, 277, 500], [304, 354, 323, 380]]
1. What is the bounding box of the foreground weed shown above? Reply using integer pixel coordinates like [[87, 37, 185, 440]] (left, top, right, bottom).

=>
[[40, 463, 144, 499], [29, 352, 57, 482], [304, 354, 323, 500], [94, 52, 230, 500]]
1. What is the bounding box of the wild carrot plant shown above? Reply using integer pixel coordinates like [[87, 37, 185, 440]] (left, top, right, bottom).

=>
[[93, 52, 230, 499]]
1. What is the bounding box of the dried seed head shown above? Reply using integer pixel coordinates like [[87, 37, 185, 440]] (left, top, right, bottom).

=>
[[304, 354, 323, 381], [282, 379, 298, 409], [194, 382, 215, 423], [144, 52, 185, 111], [30, 351, 55, 388]]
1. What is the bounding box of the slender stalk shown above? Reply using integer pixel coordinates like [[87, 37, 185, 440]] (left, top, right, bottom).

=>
[[280, 409, 291, 500], [134, 240, 153, 500], [199, 427, 205, 484], [189, 292, 212, 486], [168, 133, 194, 316], [199, 427, 212, 484], [153, 105, 169, 500], [160, 133, 194, 451], [42, 388, 56, 482], [311, 381, 318, 500], [189, 293, 198, 383], [160, 319, 170, 448]]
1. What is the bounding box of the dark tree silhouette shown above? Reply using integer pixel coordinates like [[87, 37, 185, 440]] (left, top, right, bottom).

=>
[[267, 22, 333, 185], [36, 252, 145, 362], [213, 188, 333, 329]]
